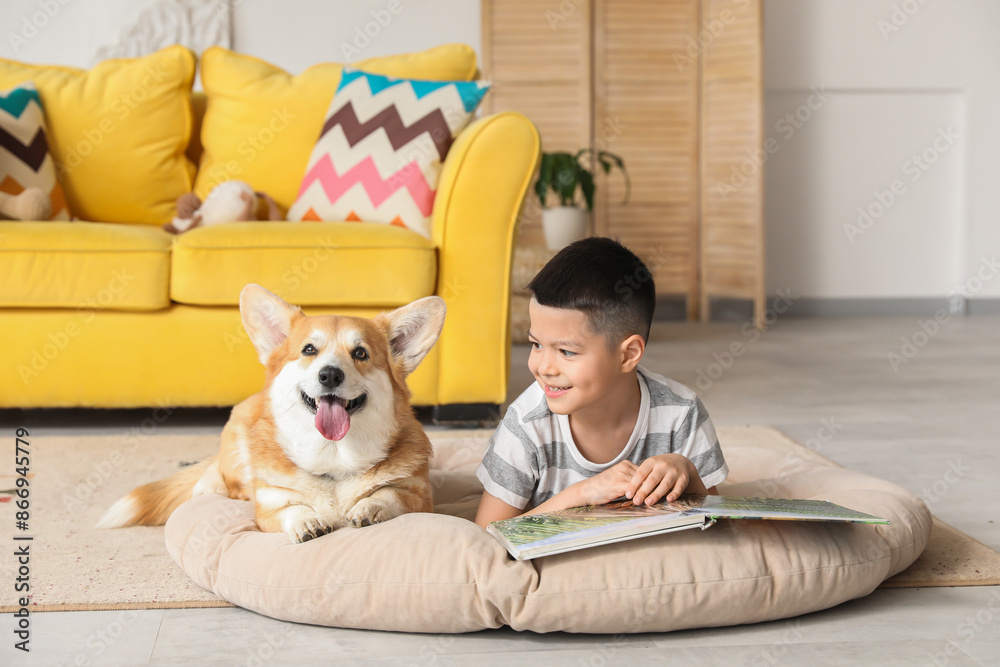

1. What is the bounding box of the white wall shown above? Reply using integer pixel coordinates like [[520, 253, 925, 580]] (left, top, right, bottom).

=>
[[1, 0, 158, 67], [1, 0, 480, 71], [764, 0, 1000, 301], [232, 0, 480, 74]]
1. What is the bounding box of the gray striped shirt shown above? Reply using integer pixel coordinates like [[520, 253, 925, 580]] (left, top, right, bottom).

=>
[[476, 367, 728, 510]]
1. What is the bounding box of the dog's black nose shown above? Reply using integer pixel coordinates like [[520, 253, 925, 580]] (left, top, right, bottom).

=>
[[318, 365, 344, 389]]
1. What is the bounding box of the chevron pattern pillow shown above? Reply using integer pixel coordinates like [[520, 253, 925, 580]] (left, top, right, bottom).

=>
[[0, 82, 69, 220], [287, 69, 490, 237]]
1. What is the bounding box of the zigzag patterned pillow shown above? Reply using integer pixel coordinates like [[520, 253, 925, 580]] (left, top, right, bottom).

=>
[[288, 69, 490, 237], [0, 82, 69, 220]]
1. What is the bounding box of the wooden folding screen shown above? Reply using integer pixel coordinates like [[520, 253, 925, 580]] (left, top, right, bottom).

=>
[[482, 0, 764, 325], [699, 0, 765, 327], [592, 0, 701, 319], [480, 0, 592, 248]]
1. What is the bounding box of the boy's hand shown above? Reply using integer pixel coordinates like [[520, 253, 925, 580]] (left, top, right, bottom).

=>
[[576, 461, 639, 506], [626, 454, 702, 506]]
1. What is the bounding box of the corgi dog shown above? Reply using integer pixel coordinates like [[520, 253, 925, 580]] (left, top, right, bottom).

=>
[[98, 284, 445, 543]]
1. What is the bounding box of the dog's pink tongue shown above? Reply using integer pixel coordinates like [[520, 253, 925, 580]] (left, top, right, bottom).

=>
[[315, 396, 350, 441]]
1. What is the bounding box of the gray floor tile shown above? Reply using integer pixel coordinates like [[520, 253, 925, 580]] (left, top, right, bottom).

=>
[[652, 587, 1000, 649], [964, 640, 1000, 667], [446, 640, 984, 667], [0, 609, 163, 667], [448, 646, 667, 667], [150, 607, 656, 664], [664, 639, 984, 666]]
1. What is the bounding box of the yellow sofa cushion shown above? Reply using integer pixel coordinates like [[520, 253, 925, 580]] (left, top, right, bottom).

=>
[[170, 222, 436, 307], [1, 304, 438, 408], [195, 44, 478, 214], [0, 222, 171, 310], [0, 45, 197, 225]]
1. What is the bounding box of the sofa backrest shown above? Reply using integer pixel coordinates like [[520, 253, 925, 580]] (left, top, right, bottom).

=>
[[187, 91, 208, 167], [2, 44, 479, 224], [0, 45, 197, 225]]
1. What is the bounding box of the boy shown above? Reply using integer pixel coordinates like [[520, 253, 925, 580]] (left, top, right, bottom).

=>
[[474, 237, 728, 529]]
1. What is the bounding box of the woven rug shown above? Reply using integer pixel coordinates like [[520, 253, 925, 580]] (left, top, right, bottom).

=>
[[1, 425, 996, 612]]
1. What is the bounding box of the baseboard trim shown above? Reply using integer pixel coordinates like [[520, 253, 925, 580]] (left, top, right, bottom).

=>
[[967, 298, 1000, 315], [779, 297, 957, 318], [424, 403, 501, 426], [653, 297, 1000, 320]]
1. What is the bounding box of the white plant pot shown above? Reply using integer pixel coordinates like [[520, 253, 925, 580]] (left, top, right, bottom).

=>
[[542, 206, 590, 251]]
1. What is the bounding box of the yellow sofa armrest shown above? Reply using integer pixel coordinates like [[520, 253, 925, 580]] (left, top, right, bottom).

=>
[[430, 112, 541, 407]]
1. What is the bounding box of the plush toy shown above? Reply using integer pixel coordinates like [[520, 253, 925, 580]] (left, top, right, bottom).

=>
[[0, 187, 52, 221], [164, 180, 281, 233]]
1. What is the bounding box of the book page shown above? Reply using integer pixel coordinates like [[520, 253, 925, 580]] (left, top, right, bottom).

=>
[[677, 495, 889, 523]]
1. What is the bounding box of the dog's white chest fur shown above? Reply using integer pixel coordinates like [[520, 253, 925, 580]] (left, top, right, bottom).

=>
[[252, 366, 403, 536]]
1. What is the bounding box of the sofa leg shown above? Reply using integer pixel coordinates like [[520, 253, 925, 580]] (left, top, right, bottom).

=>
[[429, 403, 501, 426]]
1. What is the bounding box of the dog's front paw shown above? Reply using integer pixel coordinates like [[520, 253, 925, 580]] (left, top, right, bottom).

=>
[[346, 497, 393, 528], [282, 507, 340, 543]]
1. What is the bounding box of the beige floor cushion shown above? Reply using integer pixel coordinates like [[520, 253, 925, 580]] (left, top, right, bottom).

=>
[[164, 429, 930, 633]]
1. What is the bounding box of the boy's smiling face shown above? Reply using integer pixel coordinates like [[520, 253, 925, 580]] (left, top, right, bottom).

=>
[[527, 299, 637, 418]]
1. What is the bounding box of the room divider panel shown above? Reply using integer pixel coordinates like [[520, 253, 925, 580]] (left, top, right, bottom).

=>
[[482, 0, 765, 326]]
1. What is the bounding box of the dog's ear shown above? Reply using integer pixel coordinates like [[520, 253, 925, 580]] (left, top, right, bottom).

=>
[[378, 296, 446, 376], [239, 284, 303, 364]]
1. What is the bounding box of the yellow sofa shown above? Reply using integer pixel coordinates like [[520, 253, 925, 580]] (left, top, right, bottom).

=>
[[0, 45, 540, 417]]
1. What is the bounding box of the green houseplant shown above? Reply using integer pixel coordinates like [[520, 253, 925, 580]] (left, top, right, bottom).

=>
[[534, 149, 630, 250]]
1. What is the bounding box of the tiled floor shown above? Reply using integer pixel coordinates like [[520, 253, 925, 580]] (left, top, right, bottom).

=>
[[3, 315, 998, 666]]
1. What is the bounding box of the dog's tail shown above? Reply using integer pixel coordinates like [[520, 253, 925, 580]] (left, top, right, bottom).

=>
[[96, 456, 217, 528]]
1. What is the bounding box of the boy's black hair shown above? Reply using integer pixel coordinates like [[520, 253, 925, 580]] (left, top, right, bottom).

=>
[[526, 237, 655, 344]]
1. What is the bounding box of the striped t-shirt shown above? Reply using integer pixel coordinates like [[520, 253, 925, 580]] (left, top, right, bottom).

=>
[[476, 366, 729, 510]]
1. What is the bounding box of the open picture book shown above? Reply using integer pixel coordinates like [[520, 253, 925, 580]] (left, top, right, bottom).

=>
[[487, 495, 889, 560]]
